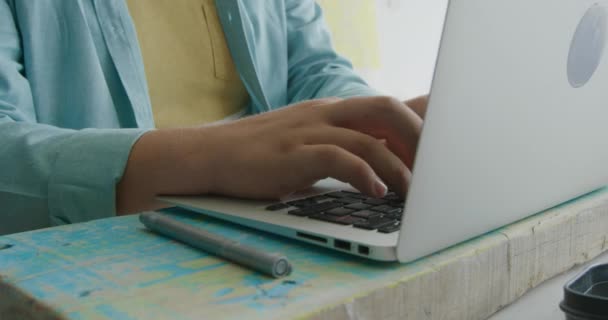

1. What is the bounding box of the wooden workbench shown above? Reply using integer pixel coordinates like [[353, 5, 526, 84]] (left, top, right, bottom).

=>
[[2, 188, 608, 320]]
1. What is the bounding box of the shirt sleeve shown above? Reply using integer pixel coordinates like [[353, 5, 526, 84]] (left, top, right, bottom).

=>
[[0, 1, 148, 234], [284, 0, 381, 103]]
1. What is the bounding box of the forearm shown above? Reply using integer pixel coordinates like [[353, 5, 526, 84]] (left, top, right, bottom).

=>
[[0, 119, 147, 231]]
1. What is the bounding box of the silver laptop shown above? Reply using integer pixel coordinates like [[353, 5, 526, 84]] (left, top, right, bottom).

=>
[[161, 0, 608, 262]]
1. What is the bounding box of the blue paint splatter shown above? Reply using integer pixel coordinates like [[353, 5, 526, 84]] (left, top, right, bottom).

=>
[[243, 274, 266, 287], [138, 261, 226, 288], [96, 305, 136, 320], [201, 262, 227, 271], [215, 275, 302, 310], [79, 289, 95, 297], [263, 280, 298, 297], [67, 311, 86, 320], [17, 266, 115, 300], [214, 287, 234, 297]]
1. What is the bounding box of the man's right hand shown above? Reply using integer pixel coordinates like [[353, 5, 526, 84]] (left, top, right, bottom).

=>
[[405, 94, 429, 119], [116, 96, 423, 214]]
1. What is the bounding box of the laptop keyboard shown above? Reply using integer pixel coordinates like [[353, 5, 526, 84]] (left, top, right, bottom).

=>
[[265, 191, 404, 233]]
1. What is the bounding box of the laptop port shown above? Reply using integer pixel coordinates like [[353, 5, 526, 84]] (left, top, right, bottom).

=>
[[358, 245, 370, 255], [296, 232, 327, 243], [334, 239, 351, 251]]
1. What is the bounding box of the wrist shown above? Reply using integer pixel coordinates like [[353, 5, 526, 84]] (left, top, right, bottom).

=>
[[116, 127, 214, 214]]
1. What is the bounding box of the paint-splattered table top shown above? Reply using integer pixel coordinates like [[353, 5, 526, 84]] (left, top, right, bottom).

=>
[[2, 188, 608, 320]]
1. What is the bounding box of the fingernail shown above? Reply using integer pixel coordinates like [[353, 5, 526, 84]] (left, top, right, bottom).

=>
[[374, 179, 388, 197]]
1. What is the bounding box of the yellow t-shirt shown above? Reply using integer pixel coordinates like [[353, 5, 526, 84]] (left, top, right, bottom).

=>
[[126, 0, 250, 128]]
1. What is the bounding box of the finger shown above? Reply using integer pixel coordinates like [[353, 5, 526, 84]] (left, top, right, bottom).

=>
[[302, 126, 410, 197], [289, 97, 342, 108], [324, 96, 423, 168], [298, 144, 387, 198], [405, 94, 429, 119], [245, 97, 343, 125]]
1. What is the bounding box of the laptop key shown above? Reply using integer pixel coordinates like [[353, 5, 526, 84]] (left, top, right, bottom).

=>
[[310, 214, 366, 226], [382, 212, 402, 220], [370, 205, 402, 214], [388, 201, 405, 208], [325, 207, 355, 217], [310, 201, 343, 212], [339, 216, 367, 225], [326, 191, 352, 198], [333, 197, 362, 205], [345, 202, 372, 211], [383, 207, 403, 216], [363, 198, 388, 206], [310, 195, 331, 202], [383, 192, 403, 202], [265, 203, 290, 211], [309, 214, 350, 225], [352, 210, 381, 219], [287, 198, 319, 208], [378, 222, 401, 233], [288, 201, 342, 217], [287, 208, 314, 217], [354, 217, 396, 230], [340, 191, 368, 200]]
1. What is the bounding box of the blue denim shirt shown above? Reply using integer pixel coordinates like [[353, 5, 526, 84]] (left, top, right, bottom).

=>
[[0, 0, 377, 234]]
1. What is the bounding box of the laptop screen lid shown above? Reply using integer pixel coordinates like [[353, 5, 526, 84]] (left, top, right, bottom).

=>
[[398, 0, 608, 262]]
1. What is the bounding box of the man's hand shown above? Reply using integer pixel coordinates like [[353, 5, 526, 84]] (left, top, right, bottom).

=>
[[116, 96, 423, 214], [405, 94, 429, 119]]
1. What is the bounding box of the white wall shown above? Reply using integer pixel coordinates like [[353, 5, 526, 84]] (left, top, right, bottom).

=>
[[354, 0, 449, 100]]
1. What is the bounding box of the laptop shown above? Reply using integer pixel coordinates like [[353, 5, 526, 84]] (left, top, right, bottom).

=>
[[160, 0, 608, 262]]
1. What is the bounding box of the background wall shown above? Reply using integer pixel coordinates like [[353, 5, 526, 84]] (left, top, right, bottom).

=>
[[317, 0, 449, 100]]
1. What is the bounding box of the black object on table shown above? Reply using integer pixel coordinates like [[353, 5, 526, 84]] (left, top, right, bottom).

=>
[[560, 263, 608, 320]]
